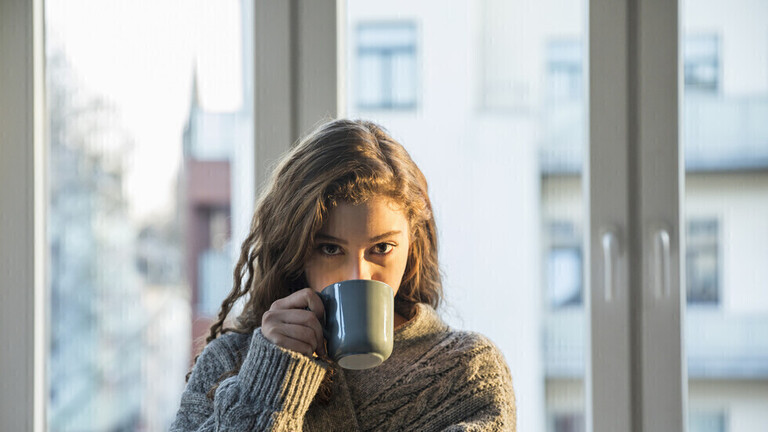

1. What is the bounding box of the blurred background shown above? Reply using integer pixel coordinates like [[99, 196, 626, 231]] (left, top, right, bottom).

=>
[[39, 0, 767, 430]]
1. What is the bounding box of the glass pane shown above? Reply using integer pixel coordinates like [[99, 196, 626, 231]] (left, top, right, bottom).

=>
[[682, 1, 768, 431], [44, 0, 254, 429], [356, 22, 418, 110], [344, 1, 588, 431]]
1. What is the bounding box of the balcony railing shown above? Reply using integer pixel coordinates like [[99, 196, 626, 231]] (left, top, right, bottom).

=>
[[543, 307, 768, 379], [684, 94, 768, 171], [539, 94, 768, 174], [543, 307, 585, 378], [686, 309, 768, 378]]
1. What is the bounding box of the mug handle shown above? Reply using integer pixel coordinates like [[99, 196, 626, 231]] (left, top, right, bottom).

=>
[[315, 291, 330, 339]]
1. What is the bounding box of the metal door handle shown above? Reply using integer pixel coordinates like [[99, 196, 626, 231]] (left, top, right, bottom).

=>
[[601, 230, 619, 302], [653, 228, 671, 298]]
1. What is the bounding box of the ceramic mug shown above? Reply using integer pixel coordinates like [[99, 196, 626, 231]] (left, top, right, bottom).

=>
[[318, 279, 394, 370]]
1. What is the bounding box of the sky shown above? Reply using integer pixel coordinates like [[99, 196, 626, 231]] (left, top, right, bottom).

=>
[[45, 0, 243, 221]]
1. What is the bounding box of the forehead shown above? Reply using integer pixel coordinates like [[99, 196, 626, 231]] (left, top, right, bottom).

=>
[[322, 197, 409, 237]]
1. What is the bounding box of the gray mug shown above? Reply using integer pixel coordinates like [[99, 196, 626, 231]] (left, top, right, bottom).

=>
[[318, 279, 394, 370]]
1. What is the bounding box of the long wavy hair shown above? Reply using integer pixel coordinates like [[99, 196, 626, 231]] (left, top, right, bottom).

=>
[[190, 119, 442, 403]]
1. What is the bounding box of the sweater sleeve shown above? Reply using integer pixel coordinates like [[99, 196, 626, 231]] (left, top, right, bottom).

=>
[[170, 329, 328, 432]]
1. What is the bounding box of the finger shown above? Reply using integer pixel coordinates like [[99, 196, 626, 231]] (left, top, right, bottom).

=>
[[262, 318, 317, 356], [265, 329, 315, 357], [306, 313, 325, 357], [271, 288, 325, 322], [262, 309, 324, 355], [275, 322, 318, 353], [263, 308, 317, 326]]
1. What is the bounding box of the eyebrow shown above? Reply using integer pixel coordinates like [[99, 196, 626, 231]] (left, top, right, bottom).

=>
[[315, 230, 402, 244]]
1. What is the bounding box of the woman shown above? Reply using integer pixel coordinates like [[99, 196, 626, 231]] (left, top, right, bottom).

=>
[[171, 119, 516, 431]]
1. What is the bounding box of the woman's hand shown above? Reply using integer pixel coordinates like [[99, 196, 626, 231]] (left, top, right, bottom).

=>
[[262, 288, 326, 358]]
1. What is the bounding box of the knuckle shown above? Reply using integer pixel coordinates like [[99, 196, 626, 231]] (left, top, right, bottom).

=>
[[263, 325, 276, 337], [301, 289, 314, 301], [302, 312, 317, 325]]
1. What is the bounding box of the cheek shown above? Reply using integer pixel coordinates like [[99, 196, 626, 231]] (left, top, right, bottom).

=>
[[386, 247, 411, 291], [303, 257, 332, 292]]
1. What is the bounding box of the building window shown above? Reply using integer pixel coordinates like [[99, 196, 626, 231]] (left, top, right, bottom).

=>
[[689, 410, 727, 432], [356, 22, 418, 110], [684, 34, 720, 93], [546, 221, 583, 308], [550, 412, 585, 432], [546, 39, 583, 104], [686, 219, 720, 304], [197, 209, 232, 317]]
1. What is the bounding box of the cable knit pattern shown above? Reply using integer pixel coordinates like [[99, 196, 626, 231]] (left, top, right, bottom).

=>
[[171, 304, 516, 431]]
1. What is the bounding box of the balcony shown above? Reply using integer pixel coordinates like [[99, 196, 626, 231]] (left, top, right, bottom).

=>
[[686, 309, 768, 378], [684, 94, 768, 171], [539, 94, 768, 174], [543, 307, 585, 378], [543, 307, 768, 379]]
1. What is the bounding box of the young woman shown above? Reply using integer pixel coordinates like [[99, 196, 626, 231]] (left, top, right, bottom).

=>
[[171, 119, 516, 431]]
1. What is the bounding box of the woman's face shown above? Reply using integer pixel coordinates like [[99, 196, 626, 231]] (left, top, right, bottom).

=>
[[304, 195, 411, 294]]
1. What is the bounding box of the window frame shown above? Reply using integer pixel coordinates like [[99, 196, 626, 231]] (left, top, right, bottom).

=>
[[1, 0, 689, 431], [0, 0, 47, 430], [588, 0, 684, 430]]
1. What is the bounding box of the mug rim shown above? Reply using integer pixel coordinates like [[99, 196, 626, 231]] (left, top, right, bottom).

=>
[[320, 279, 395, 295]]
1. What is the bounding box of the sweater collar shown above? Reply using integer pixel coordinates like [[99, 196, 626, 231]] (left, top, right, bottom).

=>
[[393, 303, 448, 343]]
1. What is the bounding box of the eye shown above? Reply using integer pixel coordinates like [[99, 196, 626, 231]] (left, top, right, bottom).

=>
[[372, 242, 395, 255], [318, 243, 342, 256]]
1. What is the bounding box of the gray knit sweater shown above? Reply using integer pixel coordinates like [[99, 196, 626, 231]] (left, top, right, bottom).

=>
[[170, 304, 516, 431]]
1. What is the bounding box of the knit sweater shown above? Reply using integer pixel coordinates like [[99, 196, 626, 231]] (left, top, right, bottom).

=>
[[170, 303, 516, 431]]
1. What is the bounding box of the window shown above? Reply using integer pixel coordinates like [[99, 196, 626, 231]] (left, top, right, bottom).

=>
[[686, 219, 719, 304], [6, 1, 768, 432], [551, 412, 586, 432], [42, 0, 251, 429], [197, 209, 233, 317], [355, 22, 418, 110], [546, 222, 583, 308], [689, 410, 727, 432], [546, 39, 583, 104], [684, 34, 720, 93]]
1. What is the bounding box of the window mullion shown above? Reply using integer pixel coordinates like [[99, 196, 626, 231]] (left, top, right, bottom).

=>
[[0, 0, 46, 431], [587, 0, 634, 430], [252, 0, 338, 195], [634, 0, 685, 430]]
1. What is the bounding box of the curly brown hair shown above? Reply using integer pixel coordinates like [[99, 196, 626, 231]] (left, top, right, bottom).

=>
[[189, 119, 442, 403]]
